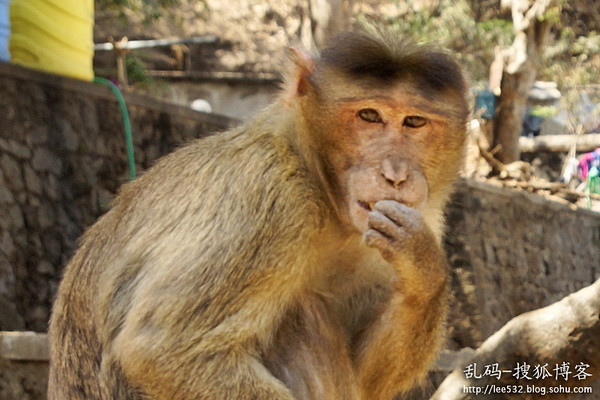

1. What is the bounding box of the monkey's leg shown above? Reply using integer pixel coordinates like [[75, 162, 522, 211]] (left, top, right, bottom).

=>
[[111, 332, 296, 400], [102, 271, 303, 399]]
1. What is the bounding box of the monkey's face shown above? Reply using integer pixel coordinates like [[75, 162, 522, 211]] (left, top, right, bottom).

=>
[[321, 81, 466, 235]]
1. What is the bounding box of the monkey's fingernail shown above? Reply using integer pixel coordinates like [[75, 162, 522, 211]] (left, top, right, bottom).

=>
[[368, 202, 375, 210]]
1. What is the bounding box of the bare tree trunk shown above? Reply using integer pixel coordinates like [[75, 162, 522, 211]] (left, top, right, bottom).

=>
[[493, 0, 553, 164], [307, 0, 353, 49]]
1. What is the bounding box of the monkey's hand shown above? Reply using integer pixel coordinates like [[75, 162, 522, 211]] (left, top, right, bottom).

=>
[[363, 199, 447, 296], [357, 199, 449, 398]]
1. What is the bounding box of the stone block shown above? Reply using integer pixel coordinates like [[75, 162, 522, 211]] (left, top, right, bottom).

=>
[[0, 301, 25, 331], [7, 205, 24, 230], [37, 203, 56, 229], [41, 234, 62, 263], [27, 126, 49, 146], [0, 183, 15, 204], [0, 231, 16, 258], [57, 119, 79, 152], [0, 332, 48, 361], [31, 148, 62, 175], [43, 174, 60, 201], [23, 165, 43, 196], [0, 138, 31, 159], [0, 154, 23, 191], [35, 261, 54, 276]]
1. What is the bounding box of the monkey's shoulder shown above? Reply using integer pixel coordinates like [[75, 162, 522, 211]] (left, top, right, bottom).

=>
[[102, 127, 326, 244]]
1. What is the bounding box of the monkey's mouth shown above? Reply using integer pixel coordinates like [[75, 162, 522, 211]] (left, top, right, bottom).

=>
[[357, 200, 375, 212]]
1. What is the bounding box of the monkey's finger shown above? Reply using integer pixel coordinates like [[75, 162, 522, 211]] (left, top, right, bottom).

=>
[[367, 209, 401, 239], [373, 200, 420, 231], [363, 228, 395, 262]]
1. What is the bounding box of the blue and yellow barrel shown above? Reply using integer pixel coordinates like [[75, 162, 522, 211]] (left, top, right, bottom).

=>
[[0, 0, 9, 61], [9, 0, 94, 81]]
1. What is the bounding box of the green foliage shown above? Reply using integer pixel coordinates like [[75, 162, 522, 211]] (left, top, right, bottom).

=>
[[530, 105, 557, 117], [357, 0, 514, 84], [542, 29, 600, 87], [126, 54, 150, 84], [573, 33, 600, 55], [539, 6, 561, 24], [96, 0, 182, 22], [357, 0, 599, 97]]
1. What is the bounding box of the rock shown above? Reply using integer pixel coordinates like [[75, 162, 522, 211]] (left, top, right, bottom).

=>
[[0, 183, 15, 204], [37, 203, 56, 229], [23, 164, 43, 195], [0, 231, 16, 258], [97, 188, 114, 212], [32, 148, 62, 175], [42, 234, 62, 263], [0, 298, 25, 330], [528, 81, 561, 103], [43, 174, 60, 201], [57, 119, 79, 151], [27, 125, 49, 145], [0, 154, 24, 191], [36, 261, 54, 275], [56, 207, 80, 243], [0, 138, 31, 159], [8, 205, 24, 230]]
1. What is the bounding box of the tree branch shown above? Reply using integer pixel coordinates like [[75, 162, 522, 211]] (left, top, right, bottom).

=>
[[432, 279, 600, 399]]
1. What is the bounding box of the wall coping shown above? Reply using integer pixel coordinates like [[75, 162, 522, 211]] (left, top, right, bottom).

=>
[[0, 61, 237, 130], [456, 178, 600, 219], [0, 331, 472, 372], [0, 331, 48, 362]]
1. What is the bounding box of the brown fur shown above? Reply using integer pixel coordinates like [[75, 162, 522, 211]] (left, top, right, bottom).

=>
[[48, 29, 468, 400]]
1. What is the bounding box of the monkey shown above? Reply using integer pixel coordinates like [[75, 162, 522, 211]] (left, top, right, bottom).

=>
[[48, 29, 469, 400]]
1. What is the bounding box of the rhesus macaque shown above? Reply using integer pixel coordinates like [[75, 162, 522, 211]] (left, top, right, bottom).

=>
[[48, 29, 468, 400]]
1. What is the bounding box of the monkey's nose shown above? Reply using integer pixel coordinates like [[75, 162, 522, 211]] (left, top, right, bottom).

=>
[[382, 158, 408, 188]]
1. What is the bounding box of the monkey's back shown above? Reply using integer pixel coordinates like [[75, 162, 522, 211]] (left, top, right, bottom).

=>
[[48, 120, 327, 399]]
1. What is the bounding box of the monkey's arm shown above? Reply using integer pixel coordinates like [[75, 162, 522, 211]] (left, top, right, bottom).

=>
[[356, 200, 449, 400]]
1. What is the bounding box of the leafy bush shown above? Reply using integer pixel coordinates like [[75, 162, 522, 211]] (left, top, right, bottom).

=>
[[356, 0, 514, 85], [357, 0, 600, 124], [96, 0, 182, 22]]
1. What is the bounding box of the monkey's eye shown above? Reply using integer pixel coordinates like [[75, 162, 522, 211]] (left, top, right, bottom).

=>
[[403, 115, 428, 128], [357, 108, 383, 124]]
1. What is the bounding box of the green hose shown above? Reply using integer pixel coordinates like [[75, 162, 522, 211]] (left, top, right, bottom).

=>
[[93, 77, 136, 181]]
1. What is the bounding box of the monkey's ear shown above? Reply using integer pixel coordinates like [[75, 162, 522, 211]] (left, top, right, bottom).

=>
[[284, 47, 316, 103]]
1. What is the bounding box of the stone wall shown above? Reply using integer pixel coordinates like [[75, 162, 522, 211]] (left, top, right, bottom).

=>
[[2, 60, 600, 341], [0, 62, 234, 332], [0, 332, 48, 400], [445, 179, 600, 348], [146, 78, 280, 121], [1, 61, 600, 399]]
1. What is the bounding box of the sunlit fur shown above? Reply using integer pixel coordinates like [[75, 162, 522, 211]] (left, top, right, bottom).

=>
[[48, 29, 468, 400]]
